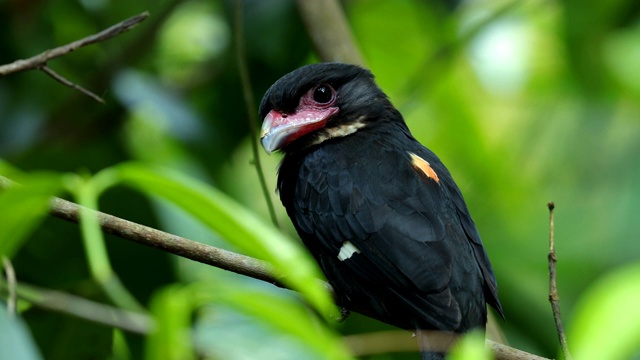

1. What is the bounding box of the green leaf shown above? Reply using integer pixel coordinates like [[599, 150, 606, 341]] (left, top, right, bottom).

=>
[[447, 331, 492, 360], [94, 163, 337, 320], [111, 330, 132, 360], [70, 174, 112, 283], [67, 174, 145, 312], [0, 172, 65, 258], [569, 262, 640, 360], [146, 285, 196, 360]]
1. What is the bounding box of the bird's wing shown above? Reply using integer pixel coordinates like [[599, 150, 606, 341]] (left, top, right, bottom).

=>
[[438, 158, 504, 318], [290, 141, 491, 328]]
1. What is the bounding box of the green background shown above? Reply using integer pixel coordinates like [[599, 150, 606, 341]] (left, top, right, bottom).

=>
[[1, 0, 640, 359]]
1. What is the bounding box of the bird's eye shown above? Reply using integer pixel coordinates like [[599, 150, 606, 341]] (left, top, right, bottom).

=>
[[312, 85, 334, 104]]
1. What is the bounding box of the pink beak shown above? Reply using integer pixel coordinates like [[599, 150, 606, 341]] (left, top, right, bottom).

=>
[[260, 107, 339, 154]]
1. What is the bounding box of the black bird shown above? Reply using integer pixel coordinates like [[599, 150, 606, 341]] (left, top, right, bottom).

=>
[[259, 63, 503, 359]]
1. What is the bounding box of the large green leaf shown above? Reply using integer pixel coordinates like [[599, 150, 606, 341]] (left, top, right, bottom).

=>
[[94, 163, 337, 320]]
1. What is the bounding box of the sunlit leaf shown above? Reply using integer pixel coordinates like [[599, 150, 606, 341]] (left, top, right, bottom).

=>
[[94, 163, 337, 320], [447, 331, 492, 360], [569, 262, 640, 360]]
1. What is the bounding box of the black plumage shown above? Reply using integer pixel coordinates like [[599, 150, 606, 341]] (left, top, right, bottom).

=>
[[259, 63, 503, 358]]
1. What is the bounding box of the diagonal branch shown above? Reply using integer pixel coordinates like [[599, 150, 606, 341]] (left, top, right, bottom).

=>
[[49, 194, 282, 288]]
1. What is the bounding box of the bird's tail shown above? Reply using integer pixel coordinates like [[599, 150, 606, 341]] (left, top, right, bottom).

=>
[[416, 330, 456, 360], [420, 350, 446, 360]]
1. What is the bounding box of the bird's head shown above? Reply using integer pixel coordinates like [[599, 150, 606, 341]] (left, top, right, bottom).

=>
[[259, 62, 398, 154]]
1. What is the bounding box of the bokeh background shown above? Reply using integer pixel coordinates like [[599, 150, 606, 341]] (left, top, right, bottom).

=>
[[1, 0, 640, 359]]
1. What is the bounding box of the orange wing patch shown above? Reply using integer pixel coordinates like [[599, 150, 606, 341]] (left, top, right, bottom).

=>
[[409, 152, 440, 184]]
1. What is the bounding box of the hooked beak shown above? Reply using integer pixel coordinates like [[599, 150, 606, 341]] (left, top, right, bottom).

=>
[[260, 107, 339, 154]]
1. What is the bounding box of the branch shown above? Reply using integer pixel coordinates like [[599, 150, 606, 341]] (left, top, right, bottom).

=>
[[0, 176, 548, 360], [490, 340, 551, 360], [0, 280, 151, 334], [49, 195, 282, 288], [547, 202, 572, 359], [295, 0, 365, 66], [0, 12, 149, 77], [0, 12, 149, 102]]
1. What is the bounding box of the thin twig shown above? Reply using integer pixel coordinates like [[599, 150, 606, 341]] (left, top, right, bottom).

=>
[[40, 65, 105, 104], [2, 257, 17, 317], [0, 12, 149, 103], [0, 176, 548, 360], [548, 201, 572, 360], [0, 12, 149, 77], [233, 0, 280, 229]]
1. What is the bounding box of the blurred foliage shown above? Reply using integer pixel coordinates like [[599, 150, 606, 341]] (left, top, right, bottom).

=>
[[569, 262, 640, 360], [1, 0, 640, 359], [448, 331, 492, 360]]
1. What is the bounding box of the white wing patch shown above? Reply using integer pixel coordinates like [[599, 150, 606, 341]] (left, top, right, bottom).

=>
[[338, 241, 361, 261]]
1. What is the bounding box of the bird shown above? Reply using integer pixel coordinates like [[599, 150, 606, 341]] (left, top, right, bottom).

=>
[[259, 62, 503, 359]]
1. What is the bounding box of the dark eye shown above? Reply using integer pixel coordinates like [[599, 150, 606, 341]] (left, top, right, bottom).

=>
[[313, 85, 334, 104]]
